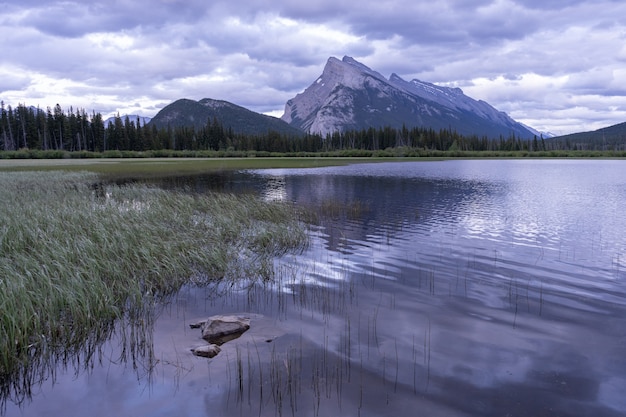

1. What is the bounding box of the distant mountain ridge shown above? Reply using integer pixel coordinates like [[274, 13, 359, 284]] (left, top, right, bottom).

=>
[[551, 121, 626, 148], [281, 56, 536, 139], [104, 115, 151, 127], [149, 98, 304, 137]]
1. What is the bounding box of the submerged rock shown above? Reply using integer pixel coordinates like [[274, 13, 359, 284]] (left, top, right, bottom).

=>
[[191, 344, 221, 358], [189, 320, 205, 329], [200, 315, 251, 345], [189, 315, 252, 359]]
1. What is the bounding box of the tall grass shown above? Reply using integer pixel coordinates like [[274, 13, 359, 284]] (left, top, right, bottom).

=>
[[0, 171, 307, 396]]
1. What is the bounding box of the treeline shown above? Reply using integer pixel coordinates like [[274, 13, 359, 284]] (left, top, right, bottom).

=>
[[0, 102, 619, 154]]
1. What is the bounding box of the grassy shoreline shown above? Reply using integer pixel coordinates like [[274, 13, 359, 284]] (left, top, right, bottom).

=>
[[0, 157, 381, 176], [2, 152, 623, 179], [1, 147, 624, 176], [0, 171, 308, 387]]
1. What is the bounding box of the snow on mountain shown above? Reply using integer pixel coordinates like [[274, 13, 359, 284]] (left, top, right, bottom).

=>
[[282, 56, 537, 139], [103, 115, 151, 127], [519, 123, 556, 138]]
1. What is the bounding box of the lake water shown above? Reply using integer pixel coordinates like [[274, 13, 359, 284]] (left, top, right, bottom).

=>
[[4, 159, 626, 417]]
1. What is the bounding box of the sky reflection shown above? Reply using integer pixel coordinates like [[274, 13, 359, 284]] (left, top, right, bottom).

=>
[[7, 160, 626, 417]]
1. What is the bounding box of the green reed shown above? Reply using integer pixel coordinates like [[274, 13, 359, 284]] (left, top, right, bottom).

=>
[[0, 171, 307, 385]]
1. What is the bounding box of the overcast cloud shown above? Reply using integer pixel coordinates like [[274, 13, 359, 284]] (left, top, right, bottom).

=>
[[1, 0, 625, 135]]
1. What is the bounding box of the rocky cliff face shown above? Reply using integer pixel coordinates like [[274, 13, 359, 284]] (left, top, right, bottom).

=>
[[282, 56, 535, 139]]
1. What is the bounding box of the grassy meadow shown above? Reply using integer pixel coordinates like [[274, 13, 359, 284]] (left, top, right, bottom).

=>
[[0, 157, 379, 178], [0, 169, 308, 388]]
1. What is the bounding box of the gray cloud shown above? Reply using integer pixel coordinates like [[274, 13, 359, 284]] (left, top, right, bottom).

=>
[[0, 0, 625, 134], [14, 1, 211, 37]]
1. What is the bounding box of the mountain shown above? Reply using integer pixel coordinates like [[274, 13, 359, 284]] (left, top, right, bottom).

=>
[[551, 121, 626, 148], [149, 98, 304, 137], [282, 56, 536, 139], [104, 115, 151, 127], [520, 123, 555, 139]]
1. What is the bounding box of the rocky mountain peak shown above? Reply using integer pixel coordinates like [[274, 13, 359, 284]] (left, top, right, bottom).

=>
[[281, 56, 536, 138]]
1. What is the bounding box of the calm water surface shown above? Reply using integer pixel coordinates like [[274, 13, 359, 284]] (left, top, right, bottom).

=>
[[5, 160, 626, 417]]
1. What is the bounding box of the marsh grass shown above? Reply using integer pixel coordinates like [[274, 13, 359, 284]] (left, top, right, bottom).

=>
[[317, 199, 370, 222], [0, 157, 373, 178], [0, 171, 307, 404]]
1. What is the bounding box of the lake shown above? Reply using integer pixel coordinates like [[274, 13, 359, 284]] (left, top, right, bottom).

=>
[[4, 159, 626, 417]]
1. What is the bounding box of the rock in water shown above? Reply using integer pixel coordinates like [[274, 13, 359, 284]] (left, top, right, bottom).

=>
[[189, 319, 206, 329], [191, 344, 221, 358], [201, 315, 251, 345]]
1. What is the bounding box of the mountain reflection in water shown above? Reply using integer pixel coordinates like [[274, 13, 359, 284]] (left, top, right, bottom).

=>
[[5, 160, 626, 417]]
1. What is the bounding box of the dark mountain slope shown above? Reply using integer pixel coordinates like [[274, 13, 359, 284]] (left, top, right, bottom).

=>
[[551, 121, 626, 148], [150, 98, 304, 137]]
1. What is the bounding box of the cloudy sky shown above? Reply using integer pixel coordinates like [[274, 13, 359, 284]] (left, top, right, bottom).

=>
[[1, 0, 625, 135]]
